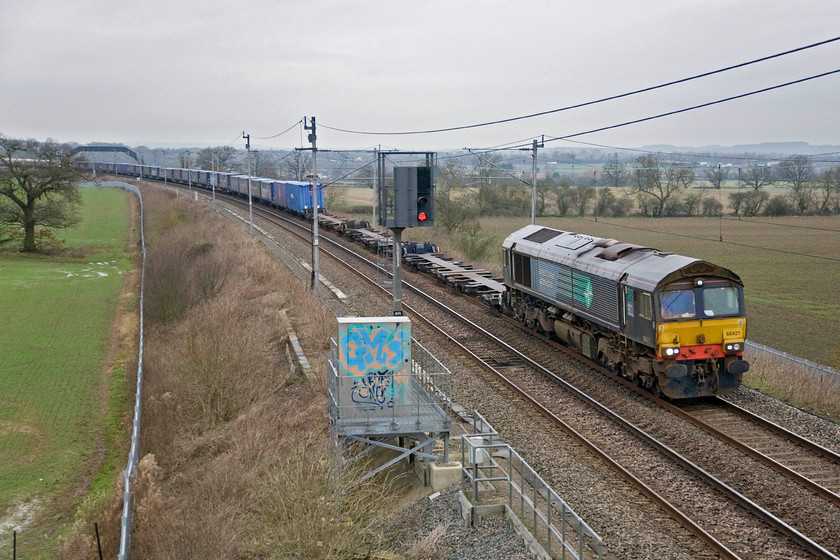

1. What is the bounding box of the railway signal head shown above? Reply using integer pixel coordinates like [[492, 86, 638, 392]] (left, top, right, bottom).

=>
[[413, 167, 434, 227]]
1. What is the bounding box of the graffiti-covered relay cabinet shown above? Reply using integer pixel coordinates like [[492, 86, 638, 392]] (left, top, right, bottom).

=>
[[328, 316, 451, 450]]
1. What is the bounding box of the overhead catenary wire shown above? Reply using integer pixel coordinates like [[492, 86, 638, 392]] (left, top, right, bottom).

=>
[[456, 68, 840, 160], [458, 67, 838, 157], [251, 119, 304, 140], [319, 36, 840, 136], [531, 69, 840, 148]]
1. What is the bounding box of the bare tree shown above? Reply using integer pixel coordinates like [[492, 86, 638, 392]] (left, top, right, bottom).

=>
[[197, 146, 238, 171], [594, 187, 616, 217], [630, 154, 689, 217], [281, 151, 311, 181], [535, 182, 554, 216], [600, 159, 630, 188], [435, 188, 479, 232], [816, 166, 840, 214], [576, 185, 595, 216], [704, 165, 729, 189], [778, 156, 816, 215], [742, 190, 770, 216], [0, 135, 87, 252], [249, 151, 279, 179], [473, 151, 503, 184], [683, 193, 702, 217], [777, 155, 814, 189], [437, 161, 467, 191], [555, 185, 577, 216], [739, 165, 775, 190], [702, 196, 723, 217]]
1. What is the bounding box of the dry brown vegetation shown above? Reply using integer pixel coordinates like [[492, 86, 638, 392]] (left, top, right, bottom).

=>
[[744, 349, 840, 420], [64, 186, 407, 558]]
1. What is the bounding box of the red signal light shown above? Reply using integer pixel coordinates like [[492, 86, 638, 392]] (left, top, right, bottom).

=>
[[418, 212, 427, 221]]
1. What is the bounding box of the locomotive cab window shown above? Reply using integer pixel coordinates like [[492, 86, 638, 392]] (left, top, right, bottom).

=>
[[638, 292, 653, 320], [625, 289, 653, 321], [661, 289, 696, 319], [703, 286, 740, 317]]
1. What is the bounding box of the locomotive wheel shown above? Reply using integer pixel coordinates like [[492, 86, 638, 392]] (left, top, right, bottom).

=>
[[596, 352, 607, 368], [650, 379, 662, 398]]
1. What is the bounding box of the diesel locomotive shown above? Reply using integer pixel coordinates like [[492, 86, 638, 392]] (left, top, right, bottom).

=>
[[502, 224, 749, 398]]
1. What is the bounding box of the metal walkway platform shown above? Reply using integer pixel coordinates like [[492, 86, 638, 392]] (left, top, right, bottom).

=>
[[329, 372, 450, 437]]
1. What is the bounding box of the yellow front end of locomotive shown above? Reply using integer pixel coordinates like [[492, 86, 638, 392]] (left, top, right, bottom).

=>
[[655, 316, 748, 398], [657, 316, 746, 359]]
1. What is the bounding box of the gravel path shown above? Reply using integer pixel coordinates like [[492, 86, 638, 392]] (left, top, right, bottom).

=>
[[381, 486, 532, 560]]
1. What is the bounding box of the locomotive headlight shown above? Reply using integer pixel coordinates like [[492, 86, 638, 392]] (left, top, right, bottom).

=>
[[662, 346, 680, 357], [725, 343, 742, 352]]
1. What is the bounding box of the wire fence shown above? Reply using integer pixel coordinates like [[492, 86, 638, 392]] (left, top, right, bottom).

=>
[[5, 525, 105, 560], [88, 183, 147, 560], [746, 339, 838, 378], [116, 182, 146, 560]]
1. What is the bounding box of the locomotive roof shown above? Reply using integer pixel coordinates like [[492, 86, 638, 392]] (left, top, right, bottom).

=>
[[504, 225, 742, 291]]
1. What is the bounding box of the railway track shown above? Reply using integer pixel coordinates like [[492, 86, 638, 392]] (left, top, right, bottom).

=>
[[677, 397, 840, 505], [185, 186, 840, 559]]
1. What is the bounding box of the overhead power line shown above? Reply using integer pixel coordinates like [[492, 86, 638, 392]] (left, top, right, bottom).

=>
[[500, 68, 840, 151], [319, 36, 840, 136], [464, 64, 840, 158], [461, 66, 839, 157], [251, 119, 304, 140]]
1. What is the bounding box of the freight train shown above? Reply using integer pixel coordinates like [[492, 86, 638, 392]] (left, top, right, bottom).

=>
[[91, 162, 325, 215], [502, 224, 749, 398], [89, 161, 437, 257], [95, 161, 747, 398]]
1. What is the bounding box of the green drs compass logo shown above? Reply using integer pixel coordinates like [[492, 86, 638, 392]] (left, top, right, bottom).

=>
[[572, 272, 594, 308]]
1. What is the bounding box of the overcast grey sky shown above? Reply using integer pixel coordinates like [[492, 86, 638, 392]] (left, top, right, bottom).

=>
[[2, 0, 838, 152]]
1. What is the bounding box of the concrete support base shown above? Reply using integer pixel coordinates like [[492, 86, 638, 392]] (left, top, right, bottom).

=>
[[428, 461, 462, 491]]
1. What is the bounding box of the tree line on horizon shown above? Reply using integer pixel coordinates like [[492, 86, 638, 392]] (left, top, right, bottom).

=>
[[2, 134, 839, 254], [435, 153, 840, 227]]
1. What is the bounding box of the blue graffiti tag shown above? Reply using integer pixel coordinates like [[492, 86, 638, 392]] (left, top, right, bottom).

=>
[[351, 369, 395, 411], [339, 324, 409, 377]]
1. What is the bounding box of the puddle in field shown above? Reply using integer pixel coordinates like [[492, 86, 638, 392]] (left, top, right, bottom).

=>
[[55, 261, 123, 280], [0, 498, 43, 536]]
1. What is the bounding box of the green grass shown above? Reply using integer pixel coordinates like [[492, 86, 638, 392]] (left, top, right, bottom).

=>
[[0, 187, 133, 520]]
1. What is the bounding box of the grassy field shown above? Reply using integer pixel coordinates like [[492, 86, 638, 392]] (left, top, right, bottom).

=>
[[0, 187, 134, 531], [333, 186, 840, 368]]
